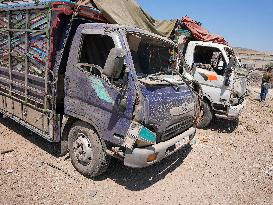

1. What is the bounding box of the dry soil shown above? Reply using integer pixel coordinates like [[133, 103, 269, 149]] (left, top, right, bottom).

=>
[[0, 85, 273, 205]]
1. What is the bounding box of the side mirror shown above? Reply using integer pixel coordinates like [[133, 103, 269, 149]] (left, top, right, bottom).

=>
[[103, 48, 126, 78], [225, 66, 233, 75]]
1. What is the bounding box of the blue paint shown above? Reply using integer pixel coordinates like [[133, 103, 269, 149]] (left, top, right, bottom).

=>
[[139, 83, 193, 134], [139, 127, 156, 143], [90, 76, 114, 105]]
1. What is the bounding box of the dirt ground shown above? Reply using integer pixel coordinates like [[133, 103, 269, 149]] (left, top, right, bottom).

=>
[[1, 85, 273, 205]]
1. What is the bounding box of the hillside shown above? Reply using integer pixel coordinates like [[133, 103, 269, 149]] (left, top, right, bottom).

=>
[[234, 47, 273, 69]]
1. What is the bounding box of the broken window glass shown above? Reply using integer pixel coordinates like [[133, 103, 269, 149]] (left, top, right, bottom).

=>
[[79, 34, 115, 69], [127, 33, 175, 77], [193, 46, 227, 76]]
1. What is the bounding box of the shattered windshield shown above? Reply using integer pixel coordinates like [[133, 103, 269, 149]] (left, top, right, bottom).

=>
[[127, 33, 178, 77]]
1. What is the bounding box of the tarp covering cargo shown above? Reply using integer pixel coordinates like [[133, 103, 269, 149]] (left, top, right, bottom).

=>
[[181, 16, 228, 45], [93, 0, 176, 37]]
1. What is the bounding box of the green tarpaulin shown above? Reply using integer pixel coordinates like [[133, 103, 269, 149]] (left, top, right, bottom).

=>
[[93, 0, 176, 37]]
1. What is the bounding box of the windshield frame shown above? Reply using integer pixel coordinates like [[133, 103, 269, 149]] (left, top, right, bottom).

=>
[[126, 32, 179, 77]]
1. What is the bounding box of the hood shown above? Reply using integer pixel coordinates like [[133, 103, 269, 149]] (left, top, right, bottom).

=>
[[137, 82, 195, 141]]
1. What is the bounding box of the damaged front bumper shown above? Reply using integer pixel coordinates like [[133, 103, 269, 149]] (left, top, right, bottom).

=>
[[124, 127, 196, 168], [215, 99, 246, 120]]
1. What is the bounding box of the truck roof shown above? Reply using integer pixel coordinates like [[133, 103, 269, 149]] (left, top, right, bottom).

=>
[[78, 23, 176, 46]]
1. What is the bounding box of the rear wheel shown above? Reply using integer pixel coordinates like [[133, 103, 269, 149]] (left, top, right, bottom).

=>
[[68, 121, 110, 178], [196, 101, 213, 129]]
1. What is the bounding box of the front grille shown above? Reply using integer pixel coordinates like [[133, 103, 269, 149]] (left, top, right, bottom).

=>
[[159, 116, 193, 142]]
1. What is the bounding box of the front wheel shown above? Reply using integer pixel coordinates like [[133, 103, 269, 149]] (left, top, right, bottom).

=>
[[68, 121, 110, 178], [196, 101, 213, 129]]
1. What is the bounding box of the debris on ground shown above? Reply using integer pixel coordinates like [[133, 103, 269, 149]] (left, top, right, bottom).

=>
[[4, 169, 14, 174], [0, 77, 272, 204]]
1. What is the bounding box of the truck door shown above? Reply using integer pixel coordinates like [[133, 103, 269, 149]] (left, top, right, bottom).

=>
[[191, 45, 232, 104], [225, 48, 248, 100], [65, 26, 136, 144]]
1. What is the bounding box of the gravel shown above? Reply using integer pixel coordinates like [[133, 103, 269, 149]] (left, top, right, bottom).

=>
[[0, 85, 272, 205]]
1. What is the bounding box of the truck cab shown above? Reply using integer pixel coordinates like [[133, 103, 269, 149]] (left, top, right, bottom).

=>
[[184, 41, 248, 127], [63, 23, 197, 176]]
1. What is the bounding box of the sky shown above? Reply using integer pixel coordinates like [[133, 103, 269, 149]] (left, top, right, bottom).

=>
[[136, 0, 273, 52]]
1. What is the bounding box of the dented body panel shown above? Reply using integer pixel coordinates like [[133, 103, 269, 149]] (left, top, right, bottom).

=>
[[64, 23, 196, 154], [124, 127, 196, 168], [62, 23, 197, 167], [64, 24, 137, 145], [138, 83, 194, 137]]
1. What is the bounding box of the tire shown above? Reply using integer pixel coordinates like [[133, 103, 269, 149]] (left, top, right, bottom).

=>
[[196, 101, 213, 129], [68, 121, 110, 178]]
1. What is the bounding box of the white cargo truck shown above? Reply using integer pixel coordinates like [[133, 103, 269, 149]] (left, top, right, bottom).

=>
[[176, 17, 248, 128]]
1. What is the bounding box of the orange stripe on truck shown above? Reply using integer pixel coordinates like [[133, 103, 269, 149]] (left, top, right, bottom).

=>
[[206, 74, 218, 81]]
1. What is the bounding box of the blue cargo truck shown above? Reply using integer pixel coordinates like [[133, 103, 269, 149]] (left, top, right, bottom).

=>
[[0, 1, 198, 177]]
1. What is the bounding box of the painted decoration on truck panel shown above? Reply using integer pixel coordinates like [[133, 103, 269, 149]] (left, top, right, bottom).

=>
[[0, 0, 71, 9], [89, 76, 114, 105], [139, 127, 156, 143], [0, 9, 49, 77]]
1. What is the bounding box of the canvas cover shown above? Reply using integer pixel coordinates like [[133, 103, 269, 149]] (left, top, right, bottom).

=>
[[181, 16, 228, 45], [93, 0, 176, 37]]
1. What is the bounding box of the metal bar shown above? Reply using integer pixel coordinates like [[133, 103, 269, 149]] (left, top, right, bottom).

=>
[[0, 28, 47, 32], [0, 76, 47, 95], [0, 108, 52, 141], [7, 11, 12, 96], [24, 10, 29, 103], [0, 66, 52, 84], [43, 8, 51, 110], [0, 90, 48, 110]]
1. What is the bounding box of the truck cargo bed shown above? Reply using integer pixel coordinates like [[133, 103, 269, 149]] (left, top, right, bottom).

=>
[[0, 2, 105, 141], [0, 7, 52, 137]]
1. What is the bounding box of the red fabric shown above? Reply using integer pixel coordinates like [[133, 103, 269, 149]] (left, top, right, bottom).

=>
[[181, 16, 228, 45], [48, 2, 106, 69]]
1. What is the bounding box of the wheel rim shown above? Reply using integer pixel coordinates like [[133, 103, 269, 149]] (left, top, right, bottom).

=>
[[73, 133, 93, 165]]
